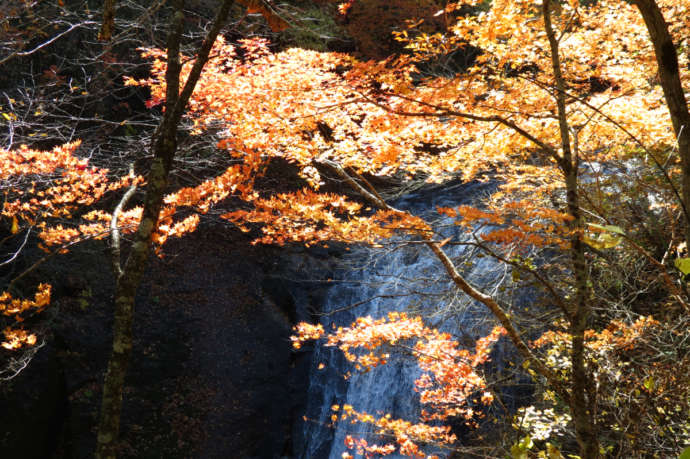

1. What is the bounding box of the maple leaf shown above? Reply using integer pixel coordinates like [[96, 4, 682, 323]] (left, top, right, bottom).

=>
[[237, 0, 289, 32]]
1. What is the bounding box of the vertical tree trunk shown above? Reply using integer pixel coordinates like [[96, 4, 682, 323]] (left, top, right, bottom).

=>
[[99, 0, 117, 41], [95, 1, 235, 457], [543, 2, 599, 457], [632, 0, 690, 247]]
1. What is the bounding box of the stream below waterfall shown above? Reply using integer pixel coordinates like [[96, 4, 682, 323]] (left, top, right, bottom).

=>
[[298, 180, 520, 459]]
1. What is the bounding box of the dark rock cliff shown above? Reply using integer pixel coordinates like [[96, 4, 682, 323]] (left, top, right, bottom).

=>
[[0, 226, 341, 458]]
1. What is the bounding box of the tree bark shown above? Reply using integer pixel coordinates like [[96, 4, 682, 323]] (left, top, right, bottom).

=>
[[632, 0, 690, 247], [99, 0, 117, 41], [543, 2, 599, 457], [95, 1, 235, 457]]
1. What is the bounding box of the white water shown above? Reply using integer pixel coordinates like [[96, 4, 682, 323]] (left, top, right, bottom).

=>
[[299, 181, 513, 458]]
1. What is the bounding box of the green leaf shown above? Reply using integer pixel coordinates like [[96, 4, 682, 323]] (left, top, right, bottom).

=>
[[587, 223, 625, 235], [584, 223, 624, 249], [510, 444, 527, 459], [512, 269, 520, 282], [511, 436, 533, 459], [674, 258, 690, 275], [546, 443, 564, 459], [679, 446, 690, 459], [643, 376, 655, 392], [521, 436, 534, 450], [583, 232, 622, 250]]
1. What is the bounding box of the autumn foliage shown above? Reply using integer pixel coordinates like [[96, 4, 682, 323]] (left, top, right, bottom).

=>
[[2, 0, 689, 456], [0, 284, 50, 350], [293, 313, 506, 457], [124, 0, 689, 255], [0, 141, 131, 352], [118, 0, 690, 455]]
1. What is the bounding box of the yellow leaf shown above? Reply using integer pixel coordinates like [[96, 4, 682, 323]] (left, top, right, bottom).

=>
[[674, 258, 690, 275], [10, 216, 19, 234]]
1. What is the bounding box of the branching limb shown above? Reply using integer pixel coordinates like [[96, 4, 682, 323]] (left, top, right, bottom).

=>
[[96, 2, 235, 457], [522, 74, 689, 225], [0, 21, 97, 66], [316, 157, 569, 402], [468, 234, 571, 318], [7, 230, 115, 293], [109, 165, 137, 279], [0, 338, 45, 381], [543, 1, 598, 455], [0, 227, 31, 267]]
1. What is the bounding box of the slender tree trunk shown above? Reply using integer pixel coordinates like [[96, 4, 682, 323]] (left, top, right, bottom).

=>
[[95, 138, 180, 459], [632, 0, 690, 247], [99, 0, 117, 41], [543, 2, 599, 457], [95, 1, 235, 457]]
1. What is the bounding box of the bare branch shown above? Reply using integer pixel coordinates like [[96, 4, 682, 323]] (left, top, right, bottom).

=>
[[109, 165, 137, 278], [0, 21, 98, 66], [0, 227, 31, 267]]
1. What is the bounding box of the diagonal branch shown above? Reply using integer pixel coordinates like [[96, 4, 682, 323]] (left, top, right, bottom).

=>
[[468, 234, 572, 318], [172, 0, 236, 126], [0, 21, 97, 66], [316, 158, 569, 401]]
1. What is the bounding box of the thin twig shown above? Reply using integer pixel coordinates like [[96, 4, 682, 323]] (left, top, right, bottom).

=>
[[0, 22, 98, 66]]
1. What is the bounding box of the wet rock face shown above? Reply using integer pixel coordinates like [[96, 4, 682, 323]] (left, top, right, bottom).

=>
[[0, 227, 339, 459]]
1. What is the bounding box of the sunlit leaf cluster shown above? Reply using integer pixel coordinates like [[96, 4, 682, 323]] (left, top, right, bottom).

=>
[[293, 312, 505, 456], [0, 284, 50, 350]]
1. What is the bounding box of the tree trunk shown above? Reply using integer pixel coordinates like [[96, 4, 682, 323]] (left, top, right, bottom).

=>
[[543, 1, 599, 457], [633, 0, 690, 247], [99, 0, 117, 41], [95, 1, 235, 457]]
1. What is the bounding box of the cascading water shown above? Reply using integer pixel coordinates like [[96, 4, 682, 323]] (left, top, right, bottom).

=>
[[299, 180, 515, 459]]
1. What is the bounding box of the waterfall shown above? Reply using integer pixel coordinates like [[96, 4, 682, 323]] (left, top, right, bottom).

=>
[[299, 180, 508, 459]]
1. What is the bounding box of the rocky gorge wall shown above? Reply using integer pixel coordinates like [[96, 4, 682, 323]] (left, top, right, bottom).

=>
[[0, 225, 341, 458]]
